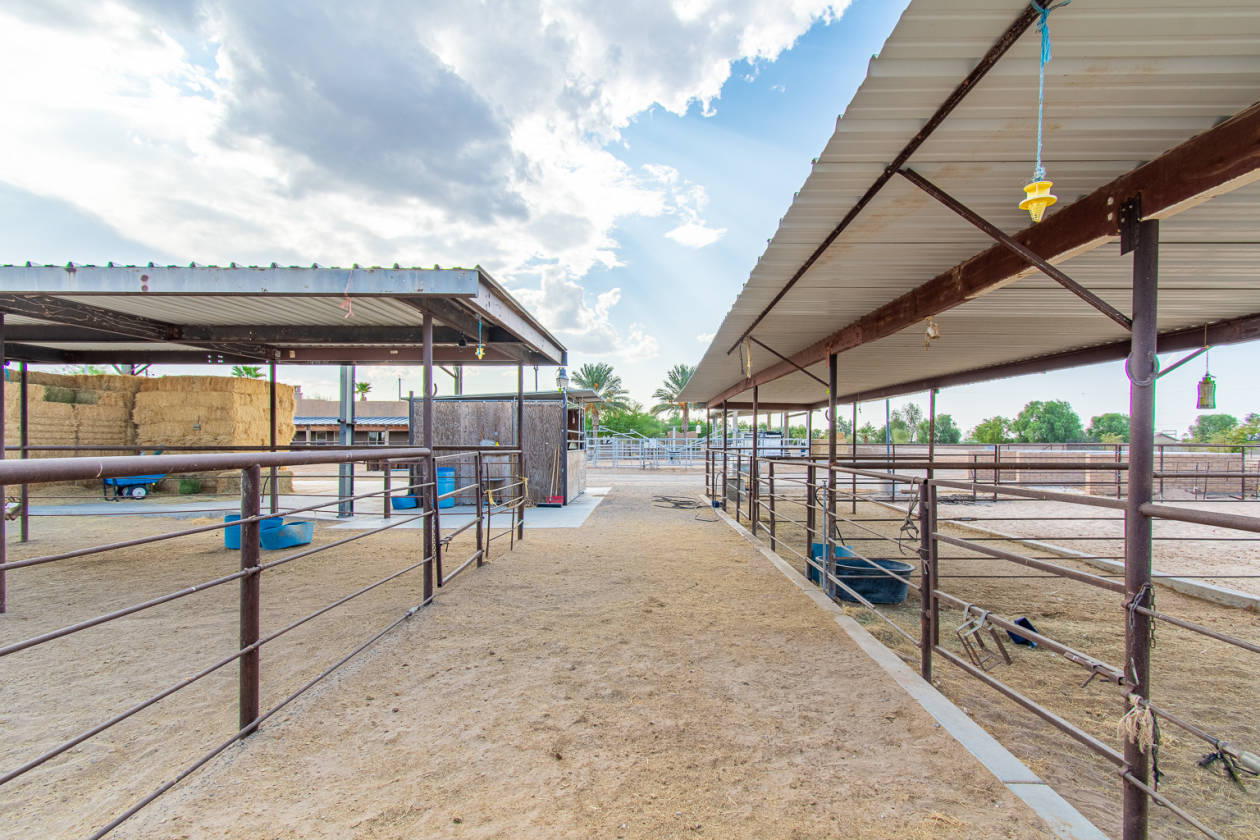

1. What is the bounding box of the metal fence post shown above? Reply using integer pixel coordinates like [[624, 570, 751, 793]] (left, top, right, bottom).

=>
[[768, 460, 777, 551], [239, 465, 261, 736], [805, 462, 816, 574], [382, 459, 392, 520], [1122, 209, 1158, 840], [422, 458, 434, 603], [918, 478, 933, 680], [431, 452, 443, 584], [475, 452, 485, 566]]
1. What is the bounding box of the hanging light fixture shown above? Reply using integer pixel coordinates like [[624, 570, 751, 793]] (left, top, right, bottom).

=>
[[1018, 2, 1068, 223], [556, 366, 569, 393], [1197, 341, 1216, 410], [474, 316, 485, 360]]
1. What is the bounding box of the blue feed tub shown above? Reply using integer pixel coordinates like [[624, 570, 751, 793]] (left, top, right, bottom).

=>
[[224, 515, 313, 550], [391, 466, 457, 510], [807, 542, 855, 585], [809, 543, 912, 604]]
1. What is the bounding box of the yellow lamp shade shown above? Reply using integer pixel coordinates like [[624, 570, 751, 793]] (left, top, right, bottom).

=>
[[1019, 179, 1058, 223]]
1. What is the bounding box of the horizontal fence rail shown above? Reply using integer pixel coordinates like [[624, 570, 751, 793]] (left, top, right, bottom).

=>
[[0, 444, 528, 838], [704, 446, 1260, 840]]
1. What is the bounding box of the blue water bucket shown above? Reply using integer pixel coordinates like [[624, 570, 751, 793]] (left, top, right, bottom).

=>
[[437, 466, 456, 509], [807, 542, 855, 584], [223, 514, 284, 550]]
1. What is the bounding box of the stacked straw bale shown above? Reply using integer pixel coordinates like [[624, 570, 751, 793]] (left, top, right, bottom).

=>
[[4, 373, 141, 456], [2, 372, 296, 491], [133, 376, 295, 448]]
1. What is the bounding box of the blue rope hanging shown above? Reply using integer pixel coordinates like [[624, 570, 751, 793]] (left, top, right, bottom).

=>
[[1031, 0, 1070, 181]]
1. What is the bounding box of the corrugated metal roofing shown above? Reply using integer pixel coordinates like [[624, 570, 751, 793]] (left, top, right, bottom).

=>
[[0, 264, 565, 365], [680, 0, 1260, 406], [295, 416, 408, 426]]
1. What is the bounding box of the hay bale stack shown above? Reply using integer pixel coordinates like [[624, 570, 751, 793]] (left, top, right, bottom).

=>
[[134, 376, 295, 448], [4, 373, 140, 455]]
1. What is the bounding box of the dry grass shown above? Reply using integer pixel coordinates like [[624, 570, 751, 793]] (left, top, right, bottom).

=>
[[751, 492, 1260, 840]]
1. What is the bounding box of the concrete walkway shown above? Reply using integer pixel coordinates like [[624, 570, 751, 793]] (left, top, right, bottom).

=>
[[112, 473, 1067, 839]]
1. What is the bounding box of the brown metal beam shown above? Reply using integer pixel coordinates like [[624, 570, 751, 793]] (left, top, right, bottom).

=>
[[748, 337, 829, 388], [725, 2, 1040, 355], [707, 102, 1260, 405], [0, 294, 270, 360], [401, 298, 534, 365], [810, 312, 1260, 408], [718, 400, 818, 412], [897, 167, 1132, 330], [1, 323, 509, 345], [2, 345, 529, 366]]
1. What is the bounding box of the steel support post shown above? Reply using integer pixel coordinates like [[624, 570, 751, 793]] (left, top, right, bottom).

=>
[[918, 478, 933, 680], [927, 388, 936, 480], [337, 365, 354, 517], [1122, 210, 1158, 840], [382, 459, 392, 519], [768, 460, 776, 551], [239, 465, 261, 735], [750, 386, 759, 532], [422, 315, 435, 602], [431, 452, 443, 583], [475, 452, 485, 566], [19, 361, 28, 543], [516, 364, 525, 541], [721, 403, 729, 512], [268, 362, 279, 514], [827, 354, 838, 593], [929, 482, 940, 645], [851, 402, 857, 514]]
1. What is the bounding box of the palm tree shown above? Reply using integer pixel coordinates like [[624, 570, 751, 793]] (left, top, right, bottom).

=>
[[571, 362, 630, 430], [231, 365, 264, 379], [355, 381, 372, 401], [651, 364, 696, 430]]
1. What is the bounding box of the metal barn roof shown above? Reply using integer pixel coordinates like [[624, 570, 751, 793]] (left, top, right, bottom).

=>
[[0, 264, 565, 368], [679, 0, 1260, 409]]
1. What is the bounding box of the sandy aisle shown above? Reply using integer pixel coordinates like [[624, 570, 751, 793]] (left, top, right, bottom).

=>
[[84, 475, 1056, 840]]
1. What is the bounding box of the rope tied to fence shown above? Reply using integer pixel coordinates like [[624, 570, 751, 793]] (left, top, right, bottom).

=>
[[1028, 0, 1070, 182], [1119, 693, 1162, 789]]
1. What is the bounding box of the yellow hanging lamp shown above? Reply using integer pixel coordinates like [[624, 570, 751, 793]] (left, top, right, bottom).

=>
[[1019, 2, 1068, 223]]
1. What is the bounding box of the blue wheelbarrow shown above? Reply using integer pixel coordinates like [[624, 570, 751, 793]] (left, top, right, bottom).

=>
[[103, 473, 166, 500]]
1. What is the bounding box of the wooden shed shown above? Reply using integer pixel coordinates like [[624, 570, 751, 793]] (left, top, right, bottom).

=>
[[410, 390, 594, 505]]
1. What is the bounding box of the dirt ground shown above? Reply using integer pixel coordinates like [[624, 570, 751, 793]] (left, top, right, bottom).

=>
[[1, 473, 1059, 840], [742, 487, 1260, 840]]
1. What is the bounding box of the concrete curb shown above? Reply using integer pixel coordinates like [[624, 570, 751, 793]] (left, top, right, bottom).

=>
[[705, 497, 1108, 840], [868, 497, 1260, 612]]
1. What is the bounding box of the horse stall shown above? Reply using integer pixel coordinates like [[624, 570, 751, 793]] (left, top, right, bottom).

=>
[[411, 391, 590, 505]]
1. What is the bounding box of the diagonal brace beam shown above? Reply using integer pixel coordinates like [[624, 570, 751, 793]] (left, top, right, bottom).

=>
[[748, 337, 829, 388], [897, 168, 1132, 330]]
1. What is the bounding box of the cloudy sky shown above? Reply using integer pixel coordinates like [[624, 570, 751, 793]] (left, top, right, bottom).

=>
[[0, 0, 1254, 437]]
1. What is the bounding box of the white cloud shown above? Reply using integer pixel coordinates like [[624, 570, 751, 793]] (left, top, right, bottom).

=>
[[666, 222, 726, 248], [510, 271, 660, 361], [0, 0, 844, 349], [696, 332, 716, 342]]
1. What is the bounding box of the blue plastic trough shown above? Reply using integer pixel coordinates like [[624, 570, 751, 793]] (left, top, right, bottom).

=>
[[809, 543, 912, 604], [223, 515, 313, 550]]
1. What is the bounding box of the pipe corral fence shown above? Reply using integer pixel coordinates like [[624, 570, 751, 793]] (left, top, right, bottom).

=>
[[0, 444, 527, 838], [706, 448, 1260, 840]]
